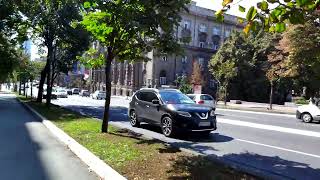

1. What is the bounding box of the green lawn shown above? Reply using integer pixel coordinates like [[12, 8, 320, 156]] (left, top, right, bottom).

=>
[[17, 95, 258, 180]]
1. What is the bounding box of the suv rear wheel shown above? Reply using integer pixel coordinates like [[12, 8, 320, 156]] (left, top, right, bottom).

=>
[[130, 110, 140, 127], [161, 116, 175, 137]]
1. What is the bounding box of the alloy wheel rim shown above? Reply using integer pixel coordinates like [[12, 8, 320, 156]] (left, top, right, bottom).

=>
[[130, 112, 137, 125], [162, 117, 172, 136], [303, 114, 311, 122]]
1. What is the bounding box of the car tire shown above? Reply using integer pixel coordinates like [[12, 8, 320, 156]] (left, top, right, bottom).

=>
[[161, 116, 175, 137], [129, 110, 140, 127], [302, 113, 313, 123], [200, 130, 212, 137]]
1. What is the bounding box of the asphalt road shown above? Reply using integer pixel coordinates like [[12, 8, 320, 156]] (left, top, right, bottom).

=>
[[53, 95, 320, 180]]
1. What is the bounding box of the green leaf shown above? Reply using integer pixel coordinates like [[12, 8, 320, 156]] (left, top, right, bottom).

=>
[[246, 6, 255, 21], [222, 0, 233, 7], [258, 1, 269, 11], [296, 0, 309, 6], [275, 22, 286, 32], [215, 10, 224, 22], [83, 2, 91, 8], [237, 17, 244, 24], [267, 0, 276, 3], [239, 5, 246, 12]]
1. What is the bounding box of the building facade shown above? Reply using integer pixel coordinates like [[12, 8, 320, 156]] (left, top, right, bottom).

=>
[[89, 1, 243, 96]]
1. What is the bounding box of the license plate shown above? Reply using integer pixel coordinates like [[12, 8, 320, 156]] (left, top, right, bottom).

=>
[[199, 122, 211, 127]]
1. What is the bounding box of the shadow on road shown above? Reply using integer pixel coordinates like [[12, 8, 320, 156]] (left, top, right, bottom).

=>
[[216, 152, 320, 179]]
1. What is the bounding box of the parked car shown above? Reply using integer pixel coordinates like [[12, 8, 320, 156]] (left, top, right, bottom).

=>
[[56, 89, 68, 98], [66, 89, 73, 95], [91, 91, 106, 100], [187, 94, 216, 110], [72, 88, 80, 95], [296, 100, 320, 123], [43, 89, 58, 99], [80, 90, 90, 97], [128, 88, 217, 137]]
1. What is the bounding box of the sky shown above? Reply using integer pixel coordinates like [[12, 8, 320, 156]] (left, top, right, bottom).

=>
[[193, 0, 259, 18]]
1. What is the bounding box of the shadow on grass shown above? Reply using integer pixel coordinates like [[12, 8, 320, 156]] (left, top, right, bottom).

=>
[[168, 151, 320, 180], [27, 101, 84, 123], [167, 155, 257, 180]]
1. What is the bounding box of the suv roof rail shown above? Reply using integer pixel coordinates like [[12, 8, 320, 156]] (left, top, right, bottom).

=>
[[139, 88, 159, 92]]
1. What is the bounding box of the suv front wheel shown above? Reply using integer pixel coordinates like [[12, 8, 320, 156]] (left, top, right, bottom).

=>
[[130, 110, 140, 127], [161, 116, 175, 137]]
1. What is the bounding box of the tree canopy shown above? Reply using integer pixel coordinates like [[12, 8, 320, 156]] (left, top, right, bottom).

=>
[[217, 0, 320, 33], [80, 0, 190, 132]]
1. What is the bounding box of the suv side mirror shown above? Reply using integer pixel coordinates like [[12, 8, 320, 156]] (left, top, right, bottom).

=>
[[152, 99, 160, 105]]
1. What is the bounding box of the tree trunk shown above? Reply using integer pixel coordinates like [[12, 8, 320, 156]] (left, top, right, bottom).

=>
[[24, 81, 27, 98], [269, 82, 274, 110], [102, 47, 113, 133], [46, 44, 53, 107], [224, 85, 227, 106], [31, 81, 33, 99], [19, 81, 21, 95], [37, 66, 47, 102], [23, 81, 26, 96]]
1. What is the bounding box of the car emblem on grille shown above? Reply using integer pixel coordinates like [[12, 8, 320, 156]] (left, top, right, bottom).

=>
[[201, 113, 206, 117]]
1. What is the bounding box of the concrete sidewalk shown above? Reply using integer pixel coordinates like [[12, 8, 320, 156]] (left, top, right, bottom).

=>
[[0, 93, 98, 180], [217, 101, 297, 114]]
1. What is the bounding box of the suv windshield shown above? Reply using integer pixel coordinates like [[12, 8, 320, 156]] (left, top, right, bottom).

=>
[[160, 91, 194, 104]]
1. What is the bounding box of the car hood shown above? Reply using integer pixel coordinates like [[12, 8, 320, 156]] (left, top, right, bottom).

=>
[[166, 104, 212, 113]]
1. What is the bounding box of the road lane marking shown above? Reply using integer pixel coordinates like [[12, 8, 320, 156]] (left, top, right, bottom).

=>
[[236, 138, 320, 158], [217, 108, 296, 118], [219, 118, 320, 138]]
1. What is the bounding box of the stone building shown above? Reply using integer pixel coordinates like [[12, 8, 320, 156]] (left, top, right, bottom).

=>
[[89, 1, 243, 96]]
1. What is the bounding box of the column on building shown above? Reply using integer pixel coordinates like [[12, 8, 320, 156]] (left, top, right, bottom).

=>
[[116, 62, 122, 95], [111, 60, 116, 95], [130, 63, 135, 95]]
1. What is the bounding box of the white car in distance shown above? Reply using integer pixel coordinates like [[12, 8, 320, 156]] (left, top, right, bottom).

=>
[[296, 100, 320, 123], [56, 89, 68, 98], [187, 94, 216, 110], [91, 91, 106, 100]]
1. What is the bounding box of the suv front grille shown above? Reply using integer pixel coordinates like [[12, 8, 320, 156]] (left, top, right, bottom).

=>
[[194, 112, 208, 120]]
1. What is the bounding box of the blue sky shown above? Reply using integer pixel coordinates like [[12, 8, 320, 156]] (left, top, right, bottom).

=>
[[193, 0, 259, 17]]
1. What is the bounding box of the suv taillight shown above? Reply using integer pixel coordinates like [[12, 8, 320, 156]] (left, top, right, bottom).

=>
[[198, 100, 204, 104]]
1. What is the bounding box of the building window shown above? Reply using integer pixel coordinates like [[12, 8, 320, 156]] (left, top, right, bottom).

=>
[[182, 56, 188, 63], [160, 77, 167, 85], [162, 56, 167, 62], [160, 70, 167, 85], [225, 28, 231, 37], [184, 20, 191, 30], [198, 58, 205, 68], [209, 80, 215, 88], [199, 42, 205, 48], [212, 26, 221, 35], [199, 24, 207, 33]]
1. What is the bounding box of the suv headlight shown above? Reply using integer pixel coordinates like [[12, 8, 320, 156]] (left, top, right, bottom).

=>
[[210, 110, 215, 116], [177, 111, 192, 117]]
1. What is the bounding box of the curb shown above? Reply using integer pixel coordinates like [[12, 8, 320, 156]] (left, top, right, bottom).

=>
[[18, 99, 126, 180]]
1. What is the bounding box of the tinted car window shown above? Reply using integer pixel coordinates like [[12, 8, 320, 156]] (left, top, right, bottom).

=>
[[137, 92, 158, 102], [145, 92, 159, 102], [201, 95, 213, 100], [160, 91, 194, 104]]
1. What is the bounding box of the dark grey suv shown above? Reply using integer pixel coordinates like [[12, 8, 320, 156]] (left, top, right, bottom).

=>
[[128, 88, 217, 137]]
